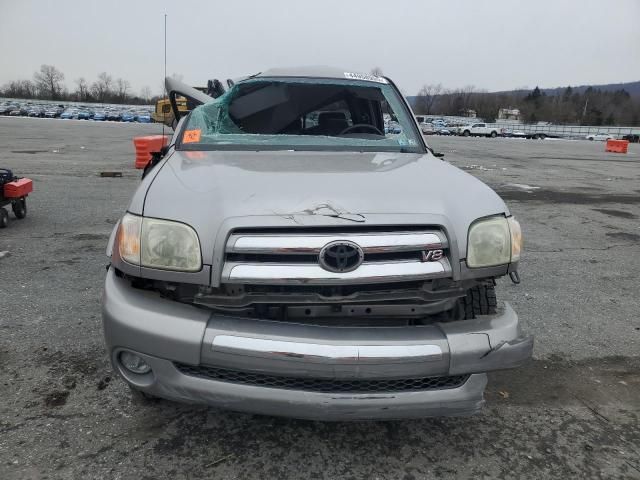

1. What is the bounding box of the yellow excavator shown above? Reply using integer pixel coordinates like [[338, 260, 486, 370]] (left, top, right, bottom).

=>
[[151, 80, 227, 125], [151, 97, 186, 125]]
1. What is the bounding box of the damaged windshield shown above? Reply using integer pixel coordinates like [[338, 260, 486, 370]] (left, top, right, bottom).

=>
[[179, 77, 424, 153]]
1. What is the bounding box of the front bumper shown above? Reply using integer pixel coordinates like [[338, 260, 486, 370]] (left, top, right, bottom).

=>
[[102, 268, 533, 420]]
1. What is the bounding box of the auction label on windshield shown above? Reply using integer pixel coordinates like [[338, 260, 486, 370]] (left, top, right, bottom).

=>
[[183, 129, 201, 143], [344, 72, 388, 84]]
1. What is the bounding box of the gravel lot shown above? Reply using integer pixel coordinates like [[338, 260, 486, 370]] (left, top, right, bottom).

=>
[[1, 117, 639, 479]]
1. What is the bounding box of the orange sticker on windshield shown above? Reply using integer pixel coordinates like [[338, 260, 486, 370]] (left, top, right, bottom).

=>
[[183, 129, 201, 143]]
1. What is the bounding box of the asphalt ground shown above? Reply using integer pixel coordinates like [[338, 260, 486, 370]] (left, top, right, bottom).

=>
[[0, 117, 638, 479]]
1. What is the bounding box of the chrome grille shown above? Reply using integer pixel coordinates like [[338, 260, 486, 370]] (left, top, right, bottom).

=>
[[174, 363, 469, 393], [222, 229, 452, 285]]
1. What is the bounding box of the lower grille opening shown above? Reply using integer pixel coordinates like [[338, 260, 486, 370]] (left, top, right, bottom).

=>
[[174, 363, 470, 393]]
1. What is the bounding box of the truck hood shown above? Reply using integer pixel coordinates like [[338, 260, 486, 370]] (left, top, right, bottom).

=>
[[138, 150, 509, 263]]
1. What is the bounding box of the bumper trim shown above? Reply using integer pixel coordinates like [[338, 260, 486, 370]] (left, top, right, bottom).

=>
[[123, 352, 487, 420], [212, 335, 443, 364], [175, 362, 469, 394]]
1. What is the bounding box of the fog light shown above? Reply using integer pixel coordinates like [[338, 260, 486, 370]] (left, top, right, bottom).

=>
[[119, 351, 151, 374]]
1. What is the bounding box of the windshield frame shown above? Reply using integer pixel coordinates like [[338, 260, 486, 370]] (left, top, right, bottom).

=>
[[175, 76, 427, 154]]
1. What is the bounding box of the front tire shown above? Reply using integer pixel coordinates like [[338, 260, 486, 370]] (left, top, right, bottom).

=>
[[463, 130, 471, 137], [490, 131, 497, 138], [459, 284, 498, 319]]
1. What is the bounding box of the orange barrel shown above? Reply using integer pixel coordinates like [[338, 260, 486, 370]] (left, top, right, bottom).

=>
[[605, 139, 629, 154], [133, 135, 170, 169]]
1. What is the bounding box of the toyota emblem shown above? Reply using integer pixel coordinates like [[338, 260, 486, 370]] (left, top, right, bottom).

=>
[[319, 240, 364, 273]]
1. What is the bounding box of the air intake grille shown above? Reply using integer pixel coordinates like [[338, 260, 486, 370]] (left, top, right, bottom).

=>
[[174, 363, 469, 393], [222, 229, 451, 285]]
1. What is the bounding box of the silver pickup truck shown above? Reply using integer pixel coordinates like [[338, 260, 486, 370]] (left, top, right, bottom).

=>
[[102, 66, 532, 420]]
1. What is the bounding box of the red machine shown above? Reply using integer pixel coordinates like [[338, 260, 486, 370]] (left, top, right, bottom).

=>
[[0, 169, 33, 228]]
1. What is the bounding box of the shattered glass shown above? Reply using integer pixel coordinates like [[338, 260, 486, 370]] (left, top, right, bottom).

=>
[[182, 78, 423, 153]]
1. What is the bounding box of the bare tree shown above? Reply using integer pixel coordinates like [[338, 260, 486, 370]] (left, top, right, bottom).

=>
[[461, 85, 476, 112], [2, 80, 37, 98], [75, 77, 88, 101], [33, 65, 65, 99], [115, 78, 131, 101], [370, 67, 384, 77], [140, 86, 152, 102], [91, 72, 113, 102], [414, 84, 442, 114]]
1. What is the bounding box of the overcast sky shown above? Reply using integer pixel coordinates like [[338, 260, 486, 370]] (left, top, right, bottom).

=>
[[1, 0, 639, 96]]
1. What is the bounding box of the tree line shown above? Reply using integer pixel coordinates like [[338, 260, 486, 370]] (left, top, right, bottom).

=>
[[412, 83, 640, 126], [0, 65, 159, 105]]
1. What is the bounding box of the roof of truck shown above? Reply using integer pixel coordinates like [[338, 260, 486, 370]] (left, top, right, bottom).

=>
[[247, 66, 389, 84]]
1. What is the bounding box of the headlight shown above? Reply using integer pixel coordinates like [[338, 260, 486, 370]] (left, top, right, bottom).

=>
[[117, 213, 202, 272], [118, 213, 142, 265], [508, 216, 522, 262], [467, 215, 522, 268]]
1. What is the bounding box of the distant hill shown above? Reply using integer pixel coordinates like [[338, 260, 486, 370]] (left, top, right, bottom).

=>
[[495, 80, 640, 97], [407, 80, 640, 105]]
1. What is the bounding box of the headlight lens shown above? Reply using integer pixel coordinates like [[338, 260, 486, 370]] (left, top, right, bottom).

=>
[[141, 217, 201, 271], [508, 216, 522, 262], [118, 213, 202, 272], [467, 216, 514, 268], [118, 213, 142, 265]]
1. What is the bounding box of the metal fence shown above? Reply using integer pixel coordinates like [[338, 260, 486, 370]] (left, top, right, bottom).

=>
[[485, 122, 640, 139], [416, 113, 640, 139]]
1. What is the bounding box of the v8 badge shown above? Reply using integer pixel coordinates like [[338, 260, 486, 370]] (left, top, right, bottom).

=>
[[421, 249, 444, 262]]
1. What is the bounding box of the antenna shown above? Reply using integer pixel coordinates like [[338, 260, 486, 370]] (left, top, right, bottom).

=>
[[162, 13, 167, 139]]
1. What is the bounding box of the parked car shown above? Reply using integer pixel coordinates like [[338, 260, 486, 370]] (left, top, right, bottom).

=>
[[9, 106, 27, 116], [586, 132, 614, 141], [93, 111, 107, 121], [102, 68, 532, 421], [436, 128, 452, 136], [107, 111, 122, 122], [27, 108, 44, 118], [621, 134, 639, 143], [75, 110, 90, 120], [135, 112, 151, 123], [121, 111, 136, 122], [460, 123, 500, 138], [415, 116, 435, 134], [44, 107, 63, 118], [60, 109, 76, 119]]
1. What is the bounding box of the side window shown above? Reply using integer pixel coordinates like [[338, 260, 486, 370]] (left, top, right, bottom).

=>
[[415, 116, 424, 123]]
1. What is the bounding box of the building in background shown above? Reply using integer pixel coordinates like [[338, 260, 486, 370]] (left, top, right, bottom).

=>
[[498, 108, 521, 120]]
